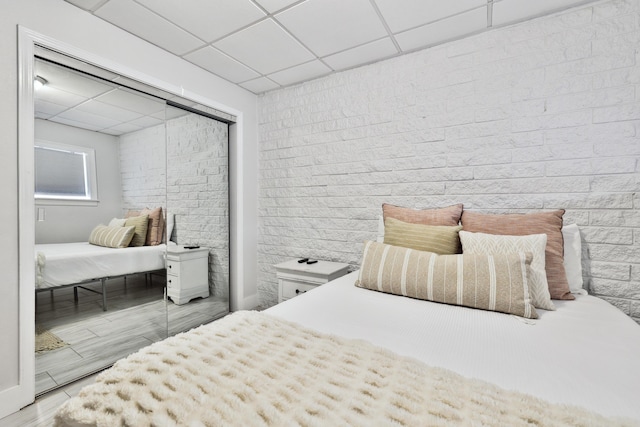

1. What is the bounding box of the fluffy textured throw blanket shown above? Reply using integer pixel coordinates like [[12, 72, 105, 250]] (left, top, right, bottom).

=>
[[55, 311, 633, 426]]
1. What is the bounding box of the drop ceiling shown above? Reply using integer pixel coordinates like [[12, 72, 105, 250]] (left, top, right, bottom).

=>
[[34, 49, 235, 136], [65, 0, 598, 95]]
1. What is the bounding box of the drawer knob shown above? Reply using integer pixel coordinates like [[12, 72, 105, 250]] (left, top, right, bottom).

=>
[[169, 265, 172, 269], [295, 289, 306, 295]]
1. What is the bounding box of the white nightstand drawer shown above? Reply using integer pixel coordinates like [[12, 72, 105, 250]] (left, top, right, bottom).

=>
[[281, 280, 317, 300], [167, 274, 181, 290], [166, 259, 182, 277]]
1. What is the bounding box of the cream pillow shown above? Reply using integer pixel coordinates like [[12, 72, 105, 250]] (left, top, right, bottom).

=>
[[356, 240, 537, 319], [108, 218, 126, 227], [89, 225, 135, 248], [562, 224, 584, 293], [459, 230, 555, 311]]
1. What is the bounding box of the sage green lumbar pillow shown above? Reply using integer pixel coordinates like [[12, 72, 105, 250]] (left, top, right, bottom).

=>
[[89, 225, 136, 248], [124, 215, 149, 247], [383, 217, 462, 254], [356, 240, 537, 319]]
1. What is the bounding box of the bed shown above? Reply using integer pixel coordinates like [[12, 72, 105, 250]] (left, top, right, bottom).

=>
[[51, 206, 640, 426], [35, 242, 166, 311], [35, 208, 170, 311]]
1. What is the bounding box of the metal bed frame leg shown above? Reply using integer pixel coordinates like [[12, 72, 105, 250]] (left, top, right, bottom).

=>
[[102, 278, 107, 311], [74, 286, 78, 303]]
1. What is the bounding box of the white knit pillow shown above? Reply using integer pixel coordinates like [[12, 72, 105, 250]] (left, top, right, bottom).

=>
[[459, 231, 555, 311]]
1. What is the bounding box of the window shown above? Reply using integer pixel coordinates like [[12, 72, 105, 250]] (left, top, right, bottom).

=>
[[34, 141, 98, 203]]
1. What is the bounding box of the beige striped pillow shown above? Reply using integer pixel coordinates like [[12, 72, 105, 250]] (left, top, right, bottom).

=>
[[383, 203, 463, 226], [89, 225, 136, 248], [384, 217, 462, 254], [355, 241, 538, 319]]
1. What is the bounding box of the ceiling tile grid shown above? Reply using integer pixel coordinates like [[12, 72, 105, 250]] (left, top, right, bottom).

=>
[[65, 0, 600, 94]]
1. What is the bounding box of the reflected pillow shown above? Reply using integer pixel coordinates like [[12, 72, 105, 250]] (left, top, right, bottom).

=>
[[89, 225, 135, 248], [124, 215, 149, 247], [140, 207, 164, 246], [108, 218, 126, 227]]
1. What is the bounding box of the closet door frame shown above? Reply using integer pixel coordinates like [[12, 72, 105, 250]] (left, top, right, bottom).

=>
[[14, 26, 239, 416]]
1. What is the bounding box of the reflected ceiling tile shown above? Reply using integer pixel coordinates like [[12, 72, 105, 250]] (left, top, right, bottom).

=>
[[277, 0, 387, 57], [95, 0, 205, 55], [214, 19, 314, 75], [76, 100, 143, 122], [35, 111, 54, 120], [395, 7, 487, 51], [239, 77, 280, 93], [323, 38, 398, 71], [184, 46, 260, 83], [492, 0, 587, 26], [375, 0, 486, 33], [36, 61, 113, 98], [49, 116, 103, 132], [97, 89, 166, 116], [57, 108, 121, 129], [35, 87, 84, 108], [254, 0, 298, 13], [136, 0, 265, 42], [34, 99, 69, 116], [268, 60, 331, 86], [64, 0, 104, 11], [105, 122, 144, 135], [127, 115, 164, 128]]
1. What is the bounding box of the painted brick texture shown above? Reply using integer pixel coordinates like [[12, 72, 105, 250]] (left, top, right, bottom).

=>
[[119, 113, 229, 299], [257, 0, 640, 323]]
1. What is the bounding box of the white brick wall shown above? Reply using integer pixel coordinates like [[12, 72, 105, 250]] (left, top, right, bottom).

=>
[[166, 113, 230, 299], [257, 0, 640, 323], [120, 114, 229, 298]]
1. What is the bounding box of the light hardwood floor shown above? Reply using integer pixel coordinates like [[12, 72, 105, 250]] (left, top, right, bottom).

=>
[[35, 274, 229, 395], [0, 273, 230, 426]]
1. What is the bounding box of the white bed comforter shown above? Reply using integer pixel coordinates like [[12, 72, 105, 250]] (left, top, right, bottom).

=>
[[35, 242, 166, 289], [267, 271, 640, 422]]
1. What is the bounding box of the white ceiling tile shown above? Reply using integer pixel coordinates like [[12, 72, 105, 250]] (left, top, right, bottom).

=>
[[136, 0, 265, 42], [96, 88, 166, 116], [268, 60, 331, 86], [492, 0, 588, 26], [35, 111, 54, 120], [239, 77, 281, 93], [375, 0, 486, 33], [254, 0, 298, 13], [184, 46, 260, 83], [323, 38, 398, 71], [75, 100, 143, 122], [277, 0, 387, 57], [215, 19, 314, 75], [395, 7, 487, 51], [95, 0, 205, 55]]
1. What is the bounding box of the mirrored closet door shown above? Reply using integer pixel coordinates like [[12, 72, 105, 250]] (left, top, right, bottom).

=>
[[32, 48, 230, 396]]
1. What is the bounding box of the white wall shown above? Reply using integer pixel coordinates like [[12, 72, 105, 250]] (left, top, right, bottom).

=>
[[1, 0, 258, 417], [257, 0, 640, 324], [34, 119, 123, 243]]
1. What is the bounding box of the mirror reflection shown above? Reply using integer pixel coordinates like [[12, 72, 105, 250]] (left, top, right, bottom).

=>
[[33, 51, 229, 396]]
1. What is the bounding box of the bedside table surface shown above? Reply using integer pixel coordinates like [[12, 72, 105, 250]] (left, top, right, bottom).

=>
[[274, 259, 349, 276], [166, 245, 209, 255]]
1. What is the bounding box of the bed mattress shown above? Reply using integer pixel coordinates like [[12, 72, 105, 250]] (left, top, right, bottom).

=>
[[267, 271, 640, 422], [35, 242, 166, 289]]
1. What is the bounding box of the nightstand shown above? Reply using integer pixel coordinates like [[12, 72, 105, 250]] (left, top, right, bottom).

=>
[[274, 259, 350, 303], [166, 246, 210, 305]]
